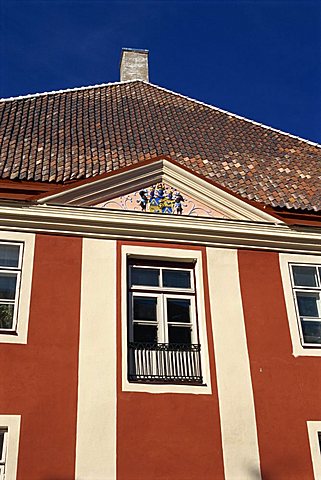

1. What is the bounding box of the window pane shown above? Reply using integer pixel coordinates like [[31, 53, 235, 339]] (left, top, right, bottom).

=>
[[131, 267, 159, 287], [0, 273, 17, 300], [0, 244, 20, 268], [163, 270, 191, 288], [0, 432, 4, 459], [168, 326, 191, 344], [292, 266, 318, 287], [302, 321, 321, 344], [167, 298, 191, 323], [297, 293, 319, 317], [133, 324, 157, 343], [133, 297, 157, 321], [0, 304, 14, 329]]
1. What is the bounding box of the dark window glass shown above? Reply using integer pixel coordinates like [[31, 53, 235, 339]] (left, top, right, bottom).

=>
[[297, 293, 319, 317], [167, 298, 191, 323], [163, 270, 191, 288], [301, 321, 321, 344], [133, 297, 157, 321], [0, 274, 17, 300], [168, 326, 191, 344], [0, 431, 4, 458], [133, 324, 158, 343], [0, 244, 20, 268], [318, 432, 321, 453], [292, 266, 318, 287], [131, 268, 159, 287], [0, 304, 14, 329]]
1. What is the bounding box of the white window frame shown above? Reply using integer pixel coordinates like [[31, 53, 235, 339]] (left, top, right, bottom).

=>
[[307, 421, 321, 479], [164, 294, 197, 344], [0, 232, 35, 344], [0, 429, 8, 465], [129, 264, 195, 293], [0, 416, 20, 480], [0, 242, 23, 335], [129, 264, 198, 345], [280, 253, 321, 357], [121, 245, 212, 394], [289, 263, 321, 347]]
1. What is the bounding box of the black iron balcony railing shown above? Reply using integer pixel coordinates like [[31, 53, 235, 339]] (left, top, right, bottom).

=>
[[128, 342, 203, 384]]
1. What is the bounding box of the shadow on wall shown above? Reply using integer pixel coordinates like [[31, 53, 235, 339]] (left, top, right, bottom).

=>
[[246, 465, 263, 480], [248, 459, 308, 480]]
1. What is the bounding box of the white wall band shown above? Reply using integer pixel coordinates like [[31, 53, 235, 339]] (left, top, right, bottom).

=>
[[206, 247, 261, 479], [76, 239, 117, 480]]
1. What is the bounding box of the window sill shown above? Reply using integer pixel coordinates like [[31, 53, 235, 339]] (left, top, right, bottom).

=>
[[128, 377, 205, 386]]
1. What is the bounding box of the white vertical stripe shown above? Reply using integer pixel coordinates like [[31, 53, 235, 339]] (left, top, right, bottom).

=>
[[76, 239, 117, 480], [206, 248, 261, 479]]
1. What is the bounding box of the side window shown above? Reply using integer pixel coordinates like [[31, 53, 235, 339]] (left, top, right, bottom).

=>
[[127, 261, 203, 385], [0, 243, 23, 334], [0, 429, 8, 480], [290, 264, 321, 346]]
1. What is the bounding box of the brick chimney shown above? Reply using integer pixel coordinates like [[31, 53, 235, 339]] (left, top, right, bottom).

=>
[[120, 48, 149, 82]]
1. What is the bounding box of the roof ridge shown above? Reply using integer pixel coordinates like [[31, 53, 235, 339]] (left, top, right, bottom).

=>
[[145, 82, 321, 149], [1, 78, 320, 149], [0, 79, 139, 103]]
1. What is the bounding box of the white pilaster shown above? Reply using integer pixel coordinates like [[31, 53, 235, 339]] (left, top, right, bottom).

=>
[[76, 239, 117, 480], [207, 247, 261, 479]]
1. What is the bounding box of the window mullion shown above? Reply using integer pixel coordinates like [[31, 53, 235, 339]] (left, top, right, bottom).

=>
[[159, 295, 167, 344]]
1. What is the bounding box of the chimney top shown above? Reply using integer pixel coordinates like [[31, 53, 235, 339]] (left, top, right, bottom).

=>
[[120, 48, 149, 82]]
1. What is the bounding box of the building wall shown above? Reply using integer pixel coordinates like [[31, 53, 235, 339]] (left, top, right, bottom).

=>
[[116, 241, 225, 480], [0, 233, 319, 479], [0, 234, 82, 480], [239, 250, 319, 480]]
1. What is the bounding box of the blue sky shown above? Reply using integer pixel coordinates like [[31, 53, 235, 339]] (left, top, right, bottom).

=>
[[1, 0, 321, 143]]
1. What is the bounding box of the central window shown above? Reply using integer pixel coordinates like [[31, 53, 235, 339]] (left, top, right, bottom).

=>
[[127, 260, 203, 384]]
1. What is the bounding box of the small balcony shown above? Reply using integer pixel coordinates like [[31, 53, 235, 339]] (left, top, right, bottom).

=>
[[128, 342, 203, 385]]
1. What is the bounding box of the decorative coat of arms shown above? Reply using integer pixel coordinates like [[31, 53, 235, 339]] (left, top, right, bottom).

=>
[[138, 184, 184, 214], [97, 183, 226, 218]]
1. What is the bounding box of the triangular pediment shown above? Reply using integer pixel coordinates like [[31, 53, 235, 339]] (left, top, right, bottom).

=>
[[37, 158, 278, 222], [96, 182, 227, 218]]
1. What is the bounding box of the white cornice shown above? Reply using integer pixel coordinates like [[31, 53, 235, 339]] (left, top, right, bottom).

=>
[[0, 203, 321, 254], [37, 158, 278, 223], [38, 160, 164, 206]]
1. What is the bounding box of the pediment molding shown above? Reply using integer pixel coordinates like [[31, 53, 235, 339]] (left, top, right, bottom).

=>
[[37, 158, 279, 222]]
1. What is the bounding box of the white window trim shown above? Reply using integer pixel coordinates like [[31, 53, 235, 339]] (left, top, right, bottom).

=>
[[0, 242, 23, 335], [0, 415, 20, 480], [0, 232, 35, 344], [280, 253, 321, 357], [307, 421, 321, 479], [121, 245, 212, 394]]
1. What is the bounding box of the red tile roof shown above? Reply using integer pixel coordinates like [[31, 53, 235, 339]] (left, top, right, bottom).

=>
[[0, 81, 320, 211]]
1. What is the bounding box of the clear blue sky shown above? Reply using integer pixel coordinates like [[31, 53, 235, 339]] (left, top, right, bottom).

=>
[[1, 0, 321, 143]]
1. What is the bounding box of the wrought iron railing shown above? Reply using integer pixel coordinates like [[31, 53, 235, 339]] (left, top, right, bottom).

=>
[[128, 342, 203, 384]]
